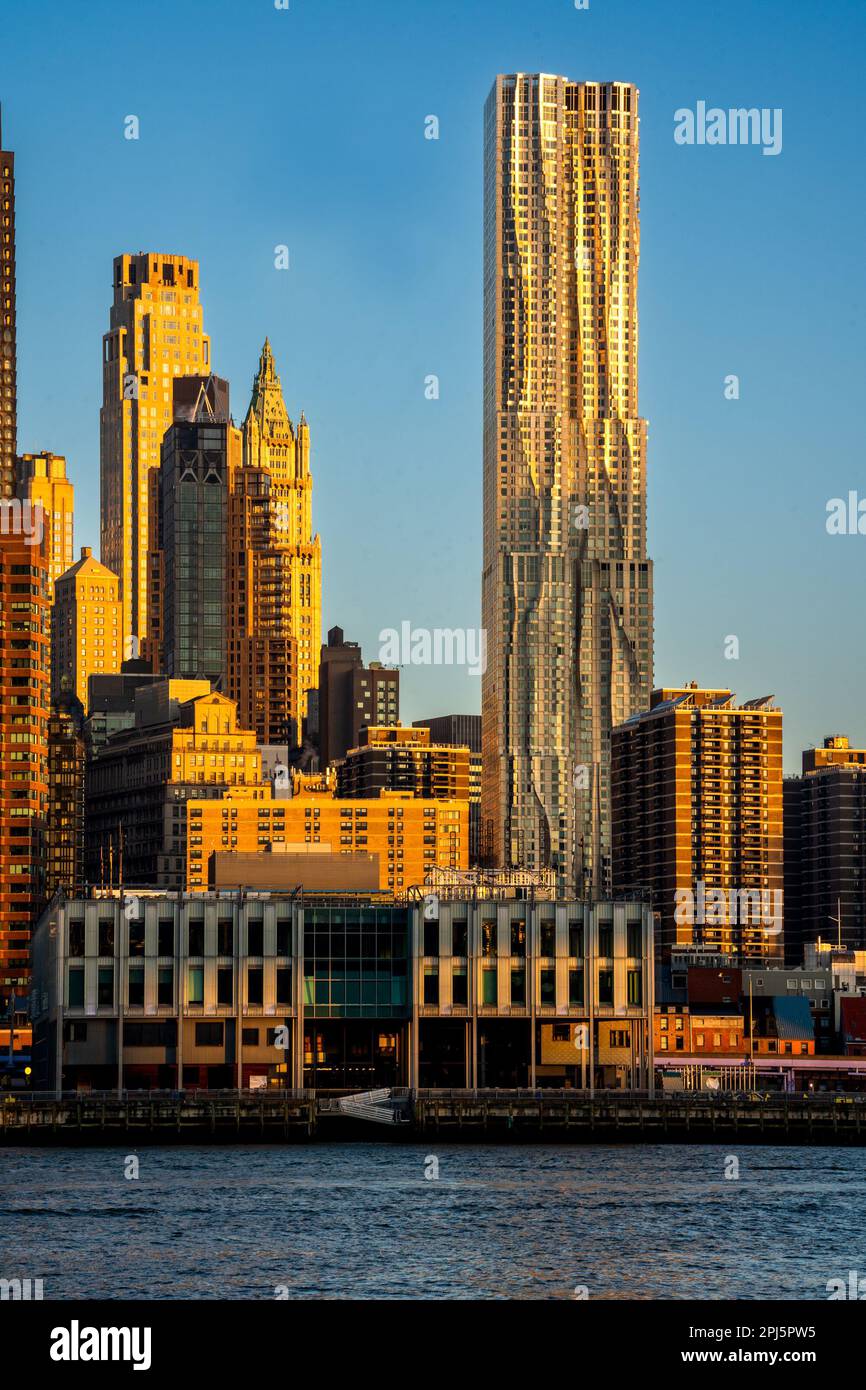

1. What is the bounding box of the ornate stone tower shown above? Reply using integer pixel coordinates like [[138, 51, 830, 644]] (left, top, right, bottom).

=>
[[227, 341, 322, 744]]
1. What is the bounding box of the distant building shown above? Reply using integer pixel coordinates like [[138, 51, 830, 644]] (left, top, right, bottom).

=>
[[335, 725, 470, 802], [52, 547, 122, 707], [318, 626, 399, 767], [15, 452, 74, 591], [31, 892, 654, 1093], [0, 527, 50, 1003], [414, 715, 482, 862], [186, 780, 468, 896], [0, 108, 17, 499], [612, 685, 783, 962], [85, 685, 260, 890], [99, 253, 212, 665], [46, 688, 86, 899], [160, 374, 234, 688], [784, 736, 866, 962], [226, 341, 320, 745], [85, 661, 166, 753]]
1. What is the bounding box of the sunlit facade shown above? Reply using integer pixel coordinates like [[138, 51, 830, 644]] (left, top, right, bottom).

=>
[[227, 341, 321, 744], [482, 73, 652, 895], [100, 253, 211, 663]]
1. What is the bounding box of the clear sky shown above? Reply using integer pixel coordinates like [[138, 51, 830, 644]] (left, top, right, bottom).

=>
[[2, 0, 864, 769]]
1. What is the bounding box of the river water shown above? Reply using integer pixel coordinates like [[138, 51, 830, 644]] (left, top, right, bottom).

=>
[[2, 1142, 863, 1299]]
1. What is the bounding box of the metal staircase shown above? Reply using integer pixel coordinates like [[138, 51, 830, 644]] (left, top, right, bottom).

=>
[[331, 1087, 413, 1126]]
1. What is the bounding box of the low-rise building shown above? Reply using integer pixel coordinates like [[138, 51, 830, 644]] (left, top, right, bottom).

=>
[[31, 893, 655, 1094]]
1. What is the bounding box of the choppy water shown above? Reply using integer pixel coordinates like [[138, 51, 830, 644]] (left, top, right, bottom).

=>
[[2, 1142, 865, 1299]]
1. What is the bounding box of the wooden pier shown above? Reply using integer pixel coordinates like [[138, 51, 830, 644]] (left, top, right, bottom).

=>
[[0, 1092, 316, 1144], [3, 1090, 866, 1144]]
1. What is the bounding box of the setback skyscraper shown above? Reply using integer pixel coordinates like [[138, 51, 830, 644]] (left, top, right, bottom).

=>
[[100, 253, 211, 664], [481, 74, 653, 894]]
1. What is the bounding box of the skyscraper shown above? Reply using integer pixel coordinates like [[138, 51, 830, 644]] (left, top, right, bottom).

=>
[[0, 107, 15, 501], [226, 341, 321, 743], [481, 74, 653, 894], [161, 374, 235, 687], [16, 452, 74, 591], [784, 736, 866, 962], [100, 253, 211, 663]]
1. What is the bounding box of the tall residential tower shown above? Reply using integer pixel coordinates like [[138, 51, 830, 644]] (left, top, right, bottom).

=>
[[0, 107, 16, 499], [481, 74, 652, 893]]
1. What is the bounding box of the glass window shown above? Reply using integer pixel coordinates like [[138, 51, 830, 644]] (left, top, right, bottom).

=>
[[68, 967, 84, 1007], [97, 966, 113, 1007], [627, 969, 642, 1006], [568, 967, 584, 1006], [158, 966, 173, 1007], [540, 969, 555, 1004], [247, 921, 264, 956], [248, 967, 264, 1005], [482, 968, 498, 1006], [598, 969, 614, 1005], [452, 965, 468, 1005], [188, 965, 204, 1005], [128, 967, 144, 1007]]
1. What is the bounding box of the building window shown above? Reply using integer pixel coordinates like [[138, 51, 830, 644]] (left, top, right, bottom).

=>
[[598, 970, 614, 1006], [276, 967, 291, 1005], [188, 920, 204, 956], [568, 968, 584, 1006], [248, 967, 264, 1005], [598, 924, 613, 958], [482, 968, 498, 1006], [568, 921, 583, 957], [98, 920, 115, 957], [540, 969, 556, 1005], [188, 966, 204, 1005], [552, 1024, 570, 1042], [195, 1022, 223, 1047], [97, 966, 113, 1007], [217, 967, 233, 1006], [626, 922, 642, 957], [452, 965, 468, 1005], [68, 967, 84, 1007], [158, 920, 174, 956], [128, 968, 144, 1007], [452, 920, 468, 955], [158, 966, 173, 1007], [540, 921, 556, 957], [510, 921, 526, 957], [242, 1027, 259, 1046], [68, 920, 85, 958], [218, 919, 234, 956], [627, 970, 642, 1006], [247, 921, 264, 956], [423, 966, 439, 1005], [423, 921, 438, 957]]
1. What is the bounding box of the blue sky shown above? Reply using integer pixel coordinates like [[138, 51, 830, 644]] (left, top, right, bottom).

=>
[[2, 0, 864, 769]]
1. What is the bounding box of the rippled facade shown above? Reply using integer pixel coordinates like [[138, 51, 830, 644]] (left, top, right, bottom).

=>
[[482, 73, 653, 893]]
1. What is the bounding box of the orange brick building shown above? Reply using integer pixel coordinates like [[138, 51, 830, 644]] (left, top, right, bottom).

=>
[[0, 528, 50, 1001]]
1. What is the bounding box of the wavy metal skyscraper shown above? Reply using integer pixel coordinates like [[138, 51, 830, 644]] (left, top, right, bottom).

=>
[[481, 74, 653, 893]]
